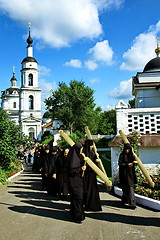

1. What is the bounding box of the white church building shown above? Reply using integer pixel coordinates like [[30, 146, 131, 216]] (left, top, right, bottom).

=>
[[110, 41, 160, 184], [1, 29, 42, 140]]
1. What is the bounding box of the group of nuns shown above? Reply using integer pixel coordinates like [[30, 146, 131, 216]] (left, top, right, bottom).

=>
[[38, 139, 102, 223], [34, 140, 137, 223]]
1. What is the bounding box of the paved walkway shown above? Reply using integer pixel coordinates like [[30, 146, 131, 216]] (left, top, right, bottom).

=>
[[0, 166, 159, 240]]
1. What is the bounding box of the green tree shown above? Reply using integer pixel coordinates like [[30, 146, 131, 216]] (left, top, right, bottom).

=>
[[0, 108, 24, 170], [129, 98, 135, 108], [44, 80, 101, 133], [98, 109, 116, 135]]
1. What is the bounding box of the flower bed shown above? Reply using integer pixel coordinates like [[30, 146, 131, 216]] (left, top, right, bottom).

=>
[[135, 166, 160, 201], [8, 170, 19, 178]]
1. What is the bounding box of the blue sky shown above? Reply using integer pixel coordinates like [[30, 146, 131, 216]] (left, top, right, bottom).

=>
[[0, 0, 160, 113]]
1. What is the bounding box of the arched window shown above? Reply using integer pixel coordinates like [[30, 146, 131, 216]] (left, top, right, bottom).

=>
[[13, 102, 16, 108], [28, 127, 35, 138], [28, 74, 33, 86], [29, 95, 34, 109]]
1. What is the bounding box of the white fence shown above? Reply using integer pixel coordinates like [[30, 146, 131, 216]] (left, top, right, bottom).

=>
[[92, 134, 115, 139]]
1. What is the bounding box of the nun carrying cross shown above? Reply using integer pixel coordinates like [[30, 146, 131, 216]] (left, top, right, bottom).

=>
[[65, 143, 85, 223]]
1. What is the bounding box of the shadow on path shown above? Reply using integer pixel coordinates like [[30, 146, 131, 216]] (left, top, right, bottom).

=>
[[5, 169, 160, 226], [86, 212, 160, 227]]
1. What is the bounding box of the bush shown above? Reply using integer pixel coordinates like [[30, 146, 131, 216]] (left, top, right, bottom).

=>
[[95, 137, 112, 148], [134, 166, 160, 200], [41, 131, 53, 141], [0, 108, 24, 171], [0, 167, 9, 185], [0, 159, 23, 185], [57, 131, 86, 148]]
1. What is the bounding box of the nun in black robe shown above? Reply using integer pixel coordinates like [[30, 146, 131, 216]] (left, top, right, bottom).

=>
[[41, 146, 50, 190], [66, 143, 85, 223], [56, 148, 70, 199], [118, 143, 137, 209], [44, 146, 59, 196], [83, 139, 102, 211]]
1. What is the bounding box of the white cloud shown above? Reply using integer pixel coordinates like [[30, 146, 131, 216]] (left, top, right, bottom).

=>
[[101, 104, 115, 111], [88, 40, 114, 66], [84, 60, 98, 70], [89, 78, 99, 84], [0, 0, 96, 48], [93, 0, 124, 11], [39, 78, 57, 112], [120, 21, 160, 71], [0, 0, 124, 48], [64, 59, 82, 68], [66, 40, 114, 70], [38, 65, 51, 76], [108, 78, 132, 99]]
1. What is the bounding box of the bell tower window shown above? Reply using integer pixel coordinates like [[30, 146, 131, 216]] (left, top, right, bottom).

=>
[[13, 102, 16, 108], [28, 74, 33, 86], [29, 95, 34, 109]]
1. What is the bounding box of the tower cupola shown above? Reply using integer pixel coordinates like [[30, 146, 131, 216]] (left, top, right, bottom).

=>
[[143, 36, 160, 72], [10, 66, 18, 88]]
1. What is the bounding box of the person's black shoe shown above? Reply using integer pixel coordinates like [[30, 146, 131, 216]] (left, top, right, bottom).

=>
[[130, 205, 136, 210]]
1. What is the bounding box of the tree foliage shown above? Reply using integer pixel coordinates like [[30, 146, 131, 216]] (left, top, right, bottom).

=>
[[98, 109, 116, 135], [0, 108, 24, 170], [129, 98, 135, 108], [44, 80, 101, 133]]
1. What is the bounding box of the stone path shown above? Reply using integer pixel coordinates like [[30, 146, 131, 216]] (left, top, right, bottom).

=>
[[0, 166, 159, 240]]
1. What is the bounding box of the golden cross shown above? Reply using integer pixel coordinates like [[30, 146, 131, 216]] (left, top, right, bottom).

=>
[[12, 66, 16, 74], [156, 36, 160, 46], [28, 22, 31, 30]]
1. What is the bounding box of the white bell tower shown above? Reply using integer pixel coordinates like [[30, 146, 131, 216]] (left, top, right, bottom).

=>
[[19, 25, 42, 140]]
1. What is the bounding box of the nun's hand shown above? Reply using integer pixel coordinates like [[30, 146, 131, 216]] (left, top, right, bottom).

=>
[[128, 162, 134, 168], [82, 165, 86, 171], [80, 152, 85, 158], [52, 173, 56, 179]]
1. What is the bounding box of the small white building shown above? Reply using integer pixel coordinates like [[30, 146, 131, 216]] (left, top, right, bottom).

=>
[[110, 43, 160, 184], [1, 28, 42, 140]]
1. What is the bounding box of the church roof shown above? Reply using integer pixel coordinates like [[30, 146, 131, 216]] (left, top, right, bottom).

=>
[[1, 87, 19, 95], [21, 56, 38, 64], [143, 57, 160, 72], [42, 121, 53, 128]]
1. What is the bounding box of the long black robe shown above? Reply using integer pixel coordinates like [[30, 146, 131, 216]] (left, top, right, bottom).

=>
[[44, 148, 59, 196], [56, 149, 70, 198], [66, 143, 85, 222], [118, 143, 137, 207], [83, 139, 102, 211]]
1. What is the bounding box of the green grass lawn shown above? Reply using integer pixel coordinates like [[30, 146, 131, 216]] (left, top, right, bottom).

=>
[[98, 151, 112, 177]]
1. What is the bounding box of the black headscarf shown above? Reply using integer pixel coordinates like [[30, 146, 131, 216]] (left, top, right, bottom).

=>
[[119, 143, 134, 167], [118, 143, 137, 186], [83, 139, 96, 160], [66, 143, 83, 170]]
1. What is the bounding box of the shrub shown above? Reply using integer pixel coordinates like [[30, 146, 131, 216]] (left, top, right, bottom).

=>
[[95, 137, 112, 148], [134, 166, 160, 200]]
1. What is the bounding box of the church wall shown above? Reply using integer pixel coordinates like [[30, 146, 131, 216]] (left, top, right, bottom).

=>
[[21, 122, 42, 140], [111, 146, 160, 185], [9, 97, 19, 110], [20, 90, 41, 112], [116, 109, 129, 135], [116, 107, 160, 135], [138, 147, 160, 164], [21, 69, 38, 87]]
